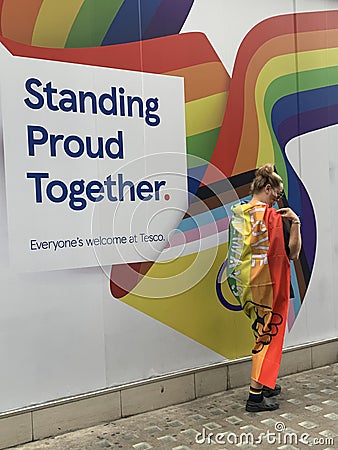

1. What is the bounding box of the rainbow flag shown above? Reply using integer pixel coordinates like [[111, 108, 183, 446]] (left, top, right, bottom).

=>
[[227, 201, 290, 387]]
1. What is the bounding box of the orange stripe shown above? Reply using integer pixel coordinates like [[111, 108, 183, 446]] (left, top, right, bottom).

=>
[[1, 0, 43, 44], [249, 207, 273, 308], [233, 33, 295, 174], [233, 28, 338, 175], [165, 62, 230, 103], [248, 206, 273, 382]]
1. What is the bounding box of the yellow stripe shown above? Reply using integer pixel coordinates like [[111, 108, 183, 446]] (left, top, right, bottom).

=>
[[185, 92, 227, 137], [119, 243, 253, 359], [255, 46, 338, 166], [32, 0, 84, 48]]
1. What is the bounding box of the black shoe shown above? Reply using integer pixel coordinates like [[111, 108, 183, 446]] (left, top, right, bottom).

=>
[[246, 396, 279, 412], [263, 383, 281, 398]]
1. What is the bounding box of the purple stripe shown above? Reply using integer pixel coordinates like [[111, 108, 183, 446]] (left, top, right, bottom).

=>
[[166, 217, 230, 247], [143, 0, 194, 39], [277, 106, 338, 271], [300, 180, 317, 271], [277, 104, 338, 148]]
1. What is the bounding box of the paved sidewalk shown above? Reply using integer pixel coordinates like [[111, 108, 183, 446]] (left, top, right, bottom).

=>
[[12, 363, 338, 450]]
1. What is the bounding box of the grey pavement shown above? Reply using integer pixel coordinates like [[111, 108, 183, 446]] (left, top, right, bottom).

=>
[[12, 363, 338, 450]]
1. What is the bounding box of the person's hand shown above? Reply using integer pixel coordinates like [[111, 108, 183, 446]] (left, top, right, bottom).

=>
[[276, 207, 300, 223]]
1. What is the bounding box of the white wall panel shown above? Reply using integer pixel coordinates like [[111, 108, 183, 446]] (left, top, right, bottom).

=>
[[103, 294, 224, 388], [0, 0, 337, 414], [285, 128, 337, 346]]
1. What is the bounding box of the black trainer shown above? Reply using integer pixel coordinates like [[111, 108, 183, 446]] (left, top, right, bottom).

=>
[[262, 383, 281, 398], [246, 396, 279, 412]]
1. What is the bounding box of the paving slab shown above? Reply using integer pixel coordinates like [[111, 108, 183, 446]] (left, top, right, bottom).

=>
[[10, 363, 338, 450]]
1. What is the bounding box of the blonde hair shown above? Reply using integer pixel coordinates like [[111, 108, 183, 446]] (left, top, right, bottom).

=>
[[250, 163, 283, 194]]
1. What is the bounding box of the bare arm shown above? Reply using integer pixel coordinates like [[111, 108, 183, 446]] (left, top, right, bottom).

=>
[[276, 207, 302, 260]]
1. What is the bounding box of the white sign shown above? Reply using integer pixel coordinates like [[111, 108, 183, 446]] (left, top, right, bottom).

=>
[[0, 44, 187, 272]]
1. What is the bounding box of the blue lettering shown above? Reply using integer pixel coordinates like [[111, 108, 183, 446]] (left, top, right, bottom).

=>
[[46, 179, 68, 203], [64, 135, 85, 158], [98, 87, 117, 115], [26, 173, 167, 210], [105, 131, 124, 159], [127, 95, 143, 118], [145, 97, 160, 127], [86, 180, 104, 202], [26, 172, 49, 202], [69, 179, 86, 211], [136, 181, 153, 201], [79, 91, 97, 114], [59, 89, 78, 112], [23, 79, 161, 126], [118, 87, 125, 116], [26, 126, 123, 159], [103, 176, 117, 201], [27, 125, 48, 156], [118, 173, 135, 201], [86, 136, 104, 158], [43, 81, 59, 111], [154, 180, 166, 200], [50, 134, 64, 157], [24, 78, 44, 110]]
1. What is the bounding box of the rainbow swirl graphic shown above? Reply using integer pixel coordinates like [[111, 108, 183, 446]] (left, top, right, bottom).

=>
[[209, 11, 338, 328], [0, 0, 194, 47], [1, 5, 331, 358]]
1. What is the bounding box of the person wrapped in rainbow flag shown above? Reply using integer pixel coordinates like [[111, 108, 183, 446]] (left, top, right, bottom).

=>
[[227, 164, 302, 412]]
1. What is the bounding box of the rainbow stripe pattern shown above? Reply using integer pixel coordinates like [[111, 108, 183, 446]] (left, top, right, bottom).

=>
[[207, 11, 338, 329], [2, 7, 335, 358], [226, 201, 290, 387], [109, 10, 338, 338], [0, 0, 194, 47]]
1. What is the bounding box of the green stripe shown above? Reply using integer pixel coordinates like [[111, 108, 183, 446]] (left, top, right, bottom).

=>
[[264, 66, 338, 192], [65, 0, 124, 48], [264, 72, 298, 188], [186, 127, 221, 169]]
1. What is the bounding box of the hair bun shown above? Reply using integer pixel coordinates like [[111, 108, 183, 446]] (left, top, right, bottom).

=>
[[255, 163, 274, 177], [250, 163, 282, 194]]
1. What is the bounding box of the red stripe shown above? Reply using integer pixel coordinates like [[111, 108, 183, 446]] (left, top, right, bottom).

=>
[[209, 14, 295, 178], [257, 208, 290, 387], [0, 32, 219, 73], [209, 10, 338, 178]]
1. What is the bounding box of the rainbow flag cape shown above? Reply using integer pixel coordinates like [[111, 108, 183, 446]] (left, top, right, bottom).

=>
[[227, 201, 290, 387]]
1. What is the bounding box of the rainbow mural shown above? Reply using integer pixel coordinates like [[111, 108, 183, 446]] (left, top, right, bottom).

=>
[[0, 0, 194, 47], [1, 3, 334, 358]]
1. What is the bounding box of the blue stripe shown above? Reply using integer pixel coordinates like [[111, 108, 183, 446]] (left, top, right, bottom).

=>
[[272, 85, 338, 132], [176, 199, 245, 233], [102, 0, 141, 46], [187, 164, 208, 195], [290, 260, 301, 316], [139, 0, 162, 36]]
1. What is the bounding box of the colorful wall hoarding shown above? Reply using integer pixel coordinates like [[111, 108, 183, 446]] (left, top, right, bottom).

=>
[[1, 44, 187, 271], [0, 0, 337, 412]]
